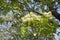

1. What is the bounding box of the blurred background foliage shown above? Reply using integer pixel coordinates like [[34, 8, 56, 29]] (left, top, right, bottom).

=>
[[0, 0, 60, 40]]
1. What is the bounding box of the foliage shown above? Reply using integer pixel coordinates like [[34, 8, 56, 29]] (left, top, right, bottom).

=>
[[18, 12, 58, 39], [0, 0, 60, 40]]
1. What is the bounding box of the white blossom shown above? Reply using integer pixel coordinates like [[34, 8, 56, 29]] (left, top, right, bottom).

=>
[[21, 12, 41, 22]]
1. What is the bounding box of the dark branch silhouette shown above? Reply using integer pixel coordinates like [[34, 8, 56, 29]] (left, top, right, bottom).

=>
[[49, 6, 60, 21]]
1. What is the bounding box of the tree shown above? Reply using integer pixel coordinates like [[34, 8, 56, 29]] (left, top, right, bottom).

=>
[[0, 0, 60, 40]]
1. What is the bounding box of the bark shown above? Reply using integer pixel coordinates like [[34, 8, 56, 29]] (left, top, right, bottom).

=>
[[49, 6, 60, 21]]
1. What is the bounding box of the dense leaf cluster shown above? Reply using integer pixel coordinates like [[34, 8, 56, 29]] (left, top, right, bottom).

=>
[[0, 0, 60, 40]]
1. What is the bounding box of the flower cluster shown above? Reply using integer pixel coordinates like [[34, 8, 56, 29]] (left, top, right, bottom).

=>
[[43, 11, 54, 19], [21, 12, 41, 22]]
